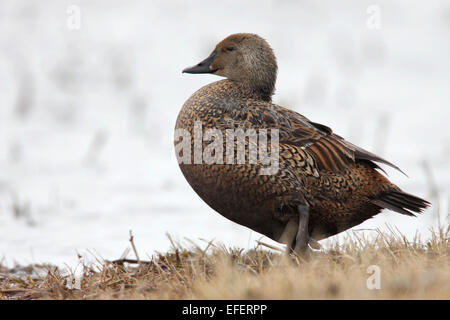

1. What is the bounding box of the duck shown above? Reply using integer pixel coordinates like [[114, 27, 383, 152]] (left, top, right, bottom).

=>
[[174, 33, 429, 254]]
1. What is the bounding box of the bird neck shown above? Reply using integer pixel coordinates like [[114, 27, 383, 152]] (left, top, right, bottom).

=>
[[236, 72, 276, 102]]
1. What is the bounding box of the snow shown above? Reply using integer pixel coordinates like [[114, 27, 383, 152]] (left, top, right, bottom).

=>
[[0, 0, 449, 267]]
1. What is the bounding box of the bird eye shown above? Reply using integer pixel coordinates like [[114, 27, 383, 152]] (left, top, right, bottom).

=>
[[226, 46, 235, 52]]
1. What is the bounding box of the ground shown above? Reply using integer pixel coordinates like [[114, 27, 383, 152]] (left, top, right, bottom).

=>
[[1, 226, 448, 300]]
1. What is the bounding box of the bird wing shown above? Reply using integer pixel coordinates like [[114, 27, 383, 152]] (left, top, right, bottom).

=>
[[267, 105, 404, 174]]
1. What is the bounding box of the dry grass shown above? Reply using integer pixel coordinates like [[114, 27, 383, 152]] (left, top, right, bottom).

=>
[[0, 226, 448, 300]]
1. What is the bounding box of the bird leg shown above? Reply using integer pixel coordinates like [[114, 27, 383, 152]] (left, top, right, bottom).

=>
[[294, 204, 310, 255], [278, 219, 298, 255], [279, 218, 320, 255]]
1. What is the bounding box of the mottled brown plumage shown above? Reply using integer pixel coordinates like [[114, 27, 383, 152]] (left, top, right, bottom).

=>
[[175, 33, 429, 253]]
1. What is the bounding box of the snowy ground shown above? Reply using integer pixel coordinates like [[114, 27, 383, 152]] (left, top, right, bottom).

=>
[[0, 0, 449, 267]]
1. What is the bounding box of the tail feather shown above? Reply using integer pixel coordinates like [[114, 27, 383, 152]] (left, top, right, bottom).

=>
[[372, 190, 430, 217]]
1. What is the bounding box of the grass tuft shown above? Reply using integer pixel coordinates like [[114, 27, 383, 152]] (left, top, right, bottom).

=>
[[1, 226, 448, 300]]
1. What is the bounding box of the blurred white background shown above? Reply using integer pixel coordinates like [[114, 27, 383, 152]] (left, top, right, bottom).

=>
[[0, 0, 449, 266]]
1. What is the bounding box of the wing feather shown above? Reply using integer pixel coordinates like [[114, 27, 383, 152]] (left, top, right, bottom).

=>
[[271, 106, 404, 175]]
